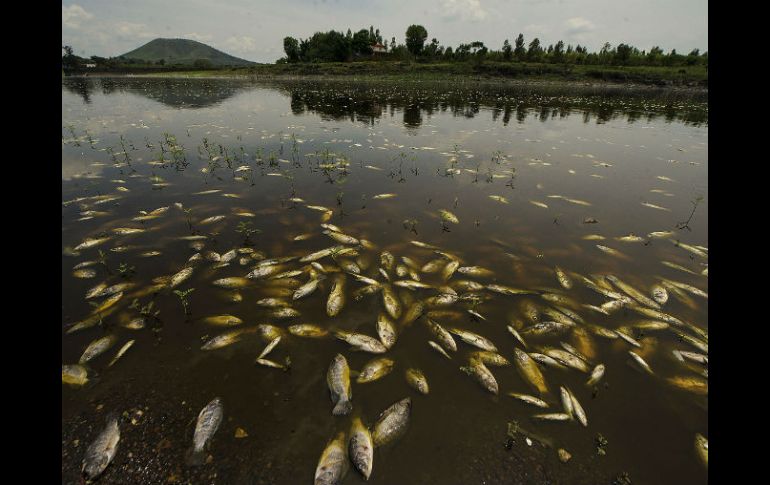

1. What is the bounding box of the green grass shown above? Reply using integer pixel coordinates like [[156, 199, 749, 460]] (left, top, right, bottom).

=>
[[130, 61, 706, 87]]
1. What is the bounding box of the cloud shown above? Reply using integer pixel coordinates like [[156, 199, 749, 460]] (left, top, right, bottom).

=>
[[565, 17, 596, 36], [440, 0, 488, 23], [184, 32, 214, 43], [62, 4, 94, 29], [114, 22, 157, 40], [224, 36, 257, 54]]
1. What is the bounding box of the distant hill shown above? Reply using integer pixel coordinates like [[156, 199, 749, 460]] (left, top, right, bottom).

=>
[[119, 38, 255, 66]]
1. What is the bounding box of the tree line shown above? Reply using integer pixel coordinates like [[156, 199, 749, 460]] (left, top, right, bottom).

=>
[[282, 25, 707, 67]]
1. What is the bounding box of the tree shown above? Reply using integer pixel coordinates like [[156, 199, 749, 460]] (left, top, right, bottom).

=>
[[405, 25, 428, 56], [352, 29, 373, 56], [283, 37, 300, 62], [527, 38, 542, 61], [553, 40, 565, 62], [514, 34, 526, 61], [615, 43, 632, 65], [502, 39, 512, 61]]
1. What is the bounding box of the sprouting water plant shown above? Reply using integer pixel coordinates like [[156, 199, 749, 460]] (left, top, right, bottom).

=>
[[676, 194, 703, 231], [173, 288, 195, 316], [184, 208, 194, 232], [117, 262, 136, 279], [236, 221, 261, 246], [97, 249, 111, 274]]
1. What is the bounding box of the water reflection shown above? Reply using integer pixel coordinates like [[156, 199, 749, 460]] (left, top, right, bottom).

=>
[[62, 77, 251, 109], [63, 77, 708, 126]]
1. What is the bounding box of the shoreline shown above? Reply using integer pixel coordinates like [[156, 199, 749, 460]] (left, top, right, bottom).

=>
[[66, 72, 708, 94], [65, 61, 708, 92]]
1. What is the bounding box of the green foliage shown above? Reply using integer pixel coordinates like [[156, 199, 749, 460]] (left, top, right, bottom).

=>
[[284, 36, 300, 62], [405, 25, 428, 56], [502, 39, 512, 61]]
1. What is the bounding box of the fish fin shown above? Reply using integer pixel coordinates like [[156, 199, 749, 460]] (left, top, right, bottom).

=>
[[332, 399, 352, 416], [184, 447, 206, 467]]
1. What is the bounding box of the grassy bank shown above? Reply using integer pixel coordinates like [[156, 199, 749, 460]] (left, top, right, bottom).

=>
[[100, 61, 706, 87]]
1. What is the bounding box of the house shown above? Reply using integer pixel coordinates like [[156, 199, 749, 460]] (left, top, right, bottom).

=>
[[85, 63, 97, 68], [371, 43, 387, 54]]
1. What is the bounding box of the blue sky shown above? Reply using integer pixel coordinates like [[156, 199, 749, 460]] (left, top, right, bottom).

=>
[[63, 0, 707, 63]]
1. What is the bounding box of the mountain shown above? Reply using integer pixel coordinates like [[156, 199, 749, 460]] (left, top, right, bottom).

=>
[[119, 38, 255, 66]]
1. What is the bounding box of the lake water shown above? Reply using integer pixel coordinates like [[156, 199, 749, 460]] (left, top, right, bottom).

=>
[[62, 77, 707, 485]]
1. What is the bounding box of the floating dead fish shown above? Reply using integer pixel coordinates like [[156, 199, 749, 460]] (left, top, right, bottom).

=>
[[82, 414, 120, 480]]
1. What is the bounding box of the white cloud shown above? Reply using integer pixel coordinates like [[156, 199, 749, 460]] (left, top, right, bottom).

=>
[[224, 36, 257, 54], [440, 0, 488, 23], [184, 32, 214, 43], [115, 22, 157, 40], [565, 17, 596, 36], [62, 4, 94, 29]]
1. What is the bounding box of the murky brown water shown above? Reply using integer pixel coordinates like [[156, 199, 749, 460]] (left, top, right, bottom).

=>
[[62, 77, 707, 485]]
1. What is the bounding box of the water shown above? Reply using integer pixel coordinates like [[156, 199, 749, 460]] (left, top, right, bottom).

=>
[[62, 77, 707, 484]]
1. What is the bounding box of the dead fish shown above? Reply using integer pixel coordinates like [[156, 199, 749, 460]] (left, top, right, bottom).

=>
[[79, 335, 118, 364], [107, 340, 135, 367], [287, 324, 329, 338], [428, 340, 452, 359], [695, 434, 708, 468], [667, 376, 708, 395], [372, 398, 411, 447], [376, 313, 398, 349], [402, 301, 426, 326], [372, 193, 397, 199], [462, 358, 498, 394], [170, 267, 194, 288], [334, 330, 387, 354], [62, 364, 89, 386], [486, 284, 535, 296], [203, 315, 243, 326], [545, 349, 590, 372], [470, 351, 510, 367], [532, 413, 571, 421], [327, 274, 346, 317], [449, 328, 497, 352], [514, 348, 548, 395], [405, 368, 429, 394], [327, 354, 352, 416], [75, 237, 111, 251], [269, 307, 300, 319], [507, 392, 548, 408], [651, 285, 669, 305], [555, 267, 572, 289], [349, 418, 373, 480], [628, 351, 654, 374], [212, 277, 251, 289], [507, 326, 528, 349], [186, 397, 223, 466], [257, 336, 281, 360], [439, 209, 459, 224], [457, 266, 494, 278], [586, 364, 606, 386], [112, 227, 145, 235], [357, 357, 395, 383], [201, 328, 254, 350], [73, 268, 97, 278], [199, 215, 226, 224], [381, 284, 402, 320], [568, 388, 587, 426], [82, 414, 120, 480], [605, 275, 660, 309]]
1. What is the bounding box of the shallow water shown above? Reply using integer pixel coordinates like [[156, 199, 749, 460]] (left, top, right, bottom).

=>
[[62, 77, 707, 484]]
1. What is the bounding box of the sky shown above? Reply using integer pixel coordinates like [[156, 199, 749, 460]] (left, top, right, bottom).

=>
[[62, 0, 707, 63]]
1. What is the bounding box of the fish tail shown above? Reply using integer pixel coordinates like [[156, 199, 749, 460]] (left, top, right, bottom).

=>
[[332, 399, 352, 416], [184, 447, 206, 467]]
